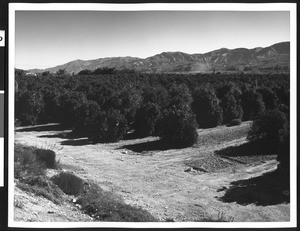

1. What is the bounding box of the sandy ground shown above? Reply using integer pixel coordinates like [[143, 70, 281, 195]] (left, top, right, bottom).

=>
[[14, 122, 290, 222]]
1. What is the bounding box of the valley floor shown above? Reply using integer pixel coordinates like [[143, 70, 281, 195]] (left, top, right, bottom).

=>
[[14, 122, 290, 222]]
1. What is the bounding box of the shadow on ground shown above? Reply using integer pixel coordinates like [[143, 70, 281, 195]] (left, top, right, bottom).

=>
[[17, 124, 66, 132], [119, 139, 181, 153], [215, 141, 275, 157], [122, 132, 144, 140], [39, 131, 85, 140], [217, 169, 290, 206], [60, 138, 92, 146]]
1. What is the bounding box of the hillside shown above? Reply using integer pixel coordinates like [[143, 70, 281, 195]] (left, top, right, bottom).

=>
[[27, 42, 289, 74]]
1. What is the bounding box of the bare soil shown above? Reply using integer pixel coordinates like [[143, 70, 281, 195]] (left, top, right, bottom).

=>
[[14, 122, 290, 222]]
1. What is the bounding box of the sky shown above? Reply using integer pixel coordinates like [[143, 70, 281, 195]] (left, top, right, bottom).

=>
[[15, 11, 290, 70]]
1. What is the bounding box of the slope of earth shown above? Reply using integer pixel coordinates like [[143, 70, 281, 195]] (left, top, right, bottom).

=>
[[14, 186, 92, 222], [15, 122, 290, 222]]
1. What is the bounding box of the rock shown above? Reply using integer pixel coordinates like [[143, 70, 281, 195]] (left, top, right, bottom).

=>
[[165, 218, 175, 222], [184, 167, 193, 172]]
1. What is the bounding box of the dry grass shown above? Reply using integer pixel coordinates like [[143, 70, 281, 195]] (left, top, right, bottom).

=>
[[76, 181, 158, 222], [14, 143, 65, 204], [15, 143, 158, 221], [51, 172, 84, 196]]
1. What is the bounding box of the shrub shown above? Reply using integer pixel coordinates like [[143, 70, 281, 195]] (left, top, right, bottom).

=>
[[277, 135, 290, 172], [51, 172, 84, 196], [34, 148, 57, 169], [15, 91, 44, 125], [158, 108, 198, 148], [192, 87, 223, 128], [14, 145, 46, 178], [56, 91, 88, 128], [219, 93, 243, 124], [78, 69, 93, 75], [248, 109, 288, 145], [77, 182, 157, 222], [241, 89, 265, 121], [88, 109, 128, 143], [257, 87, 279, 110], [167, 84, 193, 111], [226, 118, 242, 127], [115, 88, 142, 126], [134, 102, 160, 137], [216, 83, 243, 124], [17, 177, 64, 205], [72, 100, 102, 136], [248, 109, 289, 170], [142, 86, 169, 109], [40, 90, 60, 123], [14, 144, 64, 204], [15, 146, 36, 165], [274, 85, 289, 106]]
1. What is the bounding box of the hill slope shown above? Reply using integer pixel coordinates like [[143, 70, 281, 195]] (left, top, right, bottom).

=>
[[28, 41, 290, 74]]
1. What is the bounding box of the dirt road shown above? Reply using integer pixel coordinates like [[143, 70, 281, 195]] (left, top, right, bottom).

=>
[[15, 122, 290, 222]]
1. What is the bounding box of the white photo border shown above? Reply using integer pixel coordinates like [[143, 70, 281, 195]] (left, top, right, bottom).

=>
[[8, 3, 297, 228]]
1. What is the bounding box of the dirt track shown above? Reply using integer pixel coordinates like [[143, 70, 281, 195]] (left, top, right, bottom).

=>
[[15, 122, 290, 222]]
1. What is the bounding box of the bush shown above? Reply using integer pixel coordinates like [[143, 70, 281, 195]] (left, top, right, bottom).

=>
[[216, 83, 243, 124], [51, 172, 84, 196], [14, 144, 64, 204], [115, 88, 142, 126], [141, 86, 169, 110], [226, 119, 242, 127], [15, 145, 36, 165], [77, 182, 157, 222], [73, 100, 102, 136], [15, 91, 44, 125], [134, 103, 160, 137], [89, 109, 128, 143], [192, 87, 223, 128], [17, 176, 64, 205], [248, 109, 288, 145], [158, 108, 198, 148], [40, 90, 60, 123], [34, 149, 57, 168], [56, 91, 88, 128], [248, 109, 289, 170], [257, 87, 279, 110], [241, 89, 265, 121], [277, 136, 290, 172], [219, 93, 243, 124], [167, 84, 193, 111]]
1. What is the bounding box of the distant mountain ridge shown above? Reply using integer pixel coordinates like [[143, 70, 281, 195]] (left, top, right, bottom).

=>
[[27, 41, 290, 74]]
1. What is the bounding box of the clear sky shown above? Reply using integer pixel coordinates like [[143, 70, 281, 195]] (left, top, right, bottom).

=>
[[15, 11, 290, 70]]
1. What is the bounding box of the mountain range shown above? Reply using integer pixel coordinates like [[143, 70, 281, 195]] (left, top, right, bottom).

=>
[[27, 41, 290, 74]]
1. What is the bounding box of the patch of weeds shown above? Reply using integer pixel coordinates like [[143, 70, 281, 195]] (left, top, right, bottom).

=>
[[34, 149, 56, 169], [15, 143, 157, 222], [51, 172, 84, 196], [16, 175, 65, 205], [14, 198, 24, 209], [14, 143, 65, 204], [76, 182, 157, 222], [195, 211, 234, 222]]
